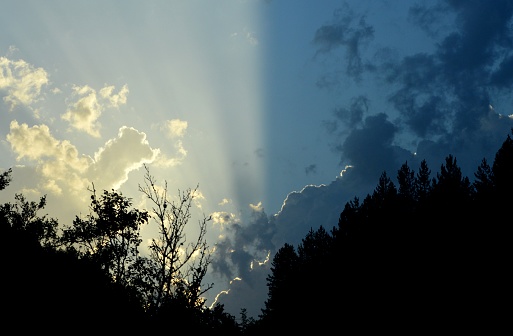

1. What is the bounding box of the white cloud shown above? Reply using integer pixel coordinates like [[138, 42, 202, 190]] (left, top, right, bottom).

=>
[[0, 56, 48, 111], [62, 85, 102, 137], [88, 126, 159, 190], [6, 120, 92, 196], [218, 198, 232, 206], [249, 201, 263, 212], [230, 28, 259, 46], [191, 188, 205, 209], [153, 119, 189, 168], [153, 150, 186, 168], [62, 84, 129, 137], [6, 120, 159, 195], [7, 120, 59, 161], [211, 211, 237, 230], [100, 84, 129, 107], [164, 119, 188, 138]]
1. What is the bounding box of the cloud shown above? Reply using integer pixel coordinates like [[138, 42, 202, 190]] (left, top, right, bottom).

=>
[[323, 95, 370, 144], [6, 120, 92, 195], [339, 113, 413, 184], [383, 0, 513, 174], [212, 166, 367, 318], [211, 202, 274, 284], [215, 3, 513, 318], [163, 119, 188, 138], [153, 119, 189, 168], [211, 211, 238, 231], [7, 120, 59, 161], [305, 164, 317, 175], [5, 120, 160, 197], [210, 259, 269, 319], [230, 27, 259, 46], [99, 84, 129, 107], [218, 198, 232, 206], [313, 5, 375, 83], [0, 56, 49, 111], [88, 126, 159, 190], [62, 84, 129, 137], [408, 2, 453, 39], [320, 0, 513, 181]]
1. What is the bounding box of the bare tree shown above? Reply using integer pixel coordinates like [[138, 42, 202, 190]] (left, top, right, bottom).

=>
[[138, 165, 213, 315]]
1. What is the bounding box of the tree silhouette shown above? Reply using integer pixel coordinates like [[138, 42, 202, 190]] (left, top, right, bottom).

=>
[[1, 175, 145, 330], [491, 132, 513, 195], [5, 128, 513, 333], [414, 158, 432, 203], [0, 168, 12, 191], [0, 193, 59, 248], [397, 161, 416, 204], [138, 165, 213, 320], [61, 185, 149, 289], [255, 130, 513, 333], [473, 158, 493, 196], [1, 166, 233, 332]]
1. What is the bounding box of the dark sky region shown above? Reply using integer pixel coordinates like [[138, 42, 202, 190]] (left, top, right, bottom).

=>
[[1, 0, 513, 318]]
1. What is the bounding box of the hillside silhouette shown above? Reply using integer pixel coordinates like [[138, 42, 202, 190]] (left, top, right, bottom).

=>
[[2, 130, 513, 333]]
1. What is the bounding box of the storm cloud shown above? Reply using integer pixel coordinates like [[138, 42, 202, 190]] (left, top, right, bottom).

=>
[[214, 0, 513, 318]]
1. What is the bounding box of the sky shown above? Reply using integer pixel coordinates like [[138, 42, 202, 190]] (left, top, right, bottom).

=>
[[2, 0, 513, 319]]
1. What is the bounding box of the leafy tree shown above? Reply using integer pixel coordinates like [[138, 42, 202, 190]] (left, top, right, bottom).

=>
[[239, 308, 257, 334], [201, 303, 241, 335], [61, 185, 149, 288], [0, 193, 59, 248], [1, 173, 144, 329], [0, 168, 12, 191]]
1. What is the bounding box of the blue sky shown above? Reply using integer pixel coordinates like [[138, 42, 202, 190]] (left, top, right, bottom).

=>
[[2, 0, 513, 319]]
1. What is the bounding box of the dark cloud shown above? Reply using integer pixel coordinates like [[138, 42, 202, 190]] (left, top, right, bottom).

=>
[[339, 113, 412, 184], [211, 206, 275, 284], [388, 0, 513, 172], [333, 95, 368, 128], [305, 164, 317, 175], [254, 148, 265, 158], [322, 0, 513, 180], [490, 55, 513, 88], [213, 167, 368, 318], [409, 2, 453, 39], [384, 52, 448, 138], [270, 172, 364, 250], [313, 5, 375, 83], [217, 0, 513, 319], [212, 262, 269, 319]]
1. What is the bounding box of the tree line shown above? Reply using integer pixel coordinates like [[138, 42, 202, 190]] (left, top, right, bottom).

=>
[[2, 131, 512, 333]]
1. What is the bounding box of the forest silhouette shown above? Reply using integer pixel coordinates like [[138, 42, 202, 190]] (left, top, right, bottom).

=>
[[2, 130, 512, 333]]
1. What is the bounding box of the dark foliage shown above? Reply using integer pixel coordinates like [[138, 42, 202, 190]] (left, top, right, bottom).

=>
[[0, 169, 236, 333], [2, 130, 513, 333], [252, 130, 513, 334]]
